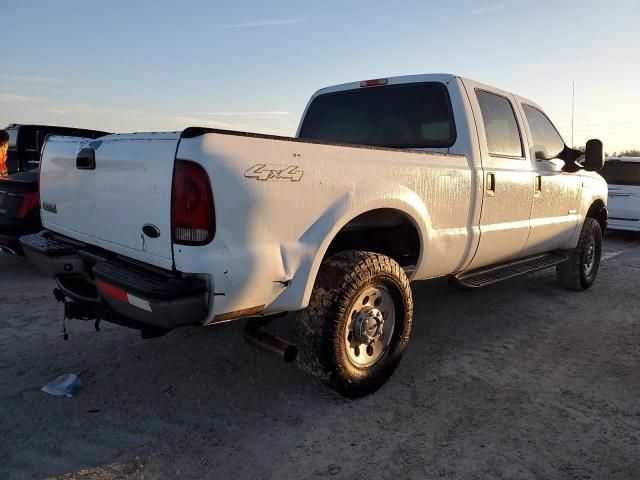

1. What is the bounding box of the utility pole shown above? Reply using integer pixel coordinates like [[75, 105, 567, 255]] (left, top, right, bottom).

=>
[[571, 81, 575, 148]]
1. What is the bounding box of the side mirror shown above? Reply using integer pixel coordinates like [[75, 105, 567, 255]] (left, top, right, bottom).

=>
[[584, 139, 604, 171]]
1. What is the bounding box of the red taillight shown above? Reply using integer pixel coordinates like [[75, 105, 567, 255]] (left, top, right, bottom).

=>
[[171, 160, 215, 246], [18, 191, 40, 219], [360, 78, 389, 88]]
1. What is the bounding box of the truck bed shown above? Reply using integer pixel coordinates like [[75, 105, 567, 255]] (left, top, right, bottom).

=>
[[39, 127, 476, 320]]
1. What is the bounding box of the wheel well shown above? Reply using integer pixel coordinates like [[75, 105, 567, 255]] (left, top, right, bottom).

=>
[[324, 209, 421, 267], [586, 200, 608, 234]]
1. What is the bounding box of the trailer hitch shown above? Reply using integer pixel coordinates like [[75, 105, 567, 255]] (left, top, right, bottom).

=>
[[52, 287, 168, 340]]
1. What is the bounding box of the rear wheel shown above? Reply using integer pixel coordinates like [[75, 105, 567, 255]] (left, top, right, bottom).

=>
[[556, 218, 602, 290], [294, 251, 413, 398]]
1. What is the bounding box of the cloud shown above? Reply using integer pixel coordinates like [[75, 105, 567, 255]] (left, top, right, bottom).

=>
[[168, 116, 251, 131], [50, 103, 143, 116], [1, 74, 69, 85], [197, 111, 290, 117], [525, 62, 554, 69], [0, 93, 43, 103], [162, 116, 287, 135], [471, 1, 526, 15], [220, 17, 315, 29]]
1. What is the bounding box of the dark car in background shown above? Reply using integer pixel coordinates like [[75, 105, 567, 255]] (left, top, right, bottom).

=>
[[0, 124, 109, 254]]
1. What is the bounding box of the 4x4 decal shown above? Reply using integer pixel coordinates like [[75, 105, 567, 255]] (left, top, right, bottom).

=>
[[244, 164, 304, 182]]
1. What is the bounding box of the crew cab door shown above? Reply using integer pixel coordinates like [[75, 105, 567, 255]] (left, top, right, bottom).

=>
[[463, 81, 535, 269], [518, 102, 580, 252]]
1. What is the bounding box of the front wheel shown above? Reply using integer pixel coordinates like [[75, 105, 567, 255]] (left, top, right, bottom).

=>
[[294, 251, 413, 398], [557, 218, 602, 290]]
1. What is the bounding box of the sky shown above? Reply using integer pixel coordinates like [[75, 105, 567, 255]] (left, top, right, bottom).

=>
[[1, 0, 639, 152]]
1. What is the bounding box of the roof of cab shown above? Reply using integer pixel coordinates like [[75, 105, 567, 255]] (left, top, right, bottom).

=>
[[311, 73, 459, 98], [310, 73, 540, 109]]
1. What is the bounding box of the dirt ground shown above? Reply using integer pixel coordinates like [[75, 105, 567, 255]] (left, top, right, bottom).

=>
[[1, 232, 639, 480]]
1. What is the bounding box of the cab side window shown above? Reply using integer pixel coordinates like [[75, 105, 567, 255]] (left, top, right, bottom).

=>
[[476, 90, 523, 158], [522, 104, 565, 160]]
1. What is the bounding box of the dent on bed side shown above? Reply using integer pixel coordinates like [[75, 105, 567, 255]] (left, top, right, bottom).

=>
[[268, 190, 429, 312]]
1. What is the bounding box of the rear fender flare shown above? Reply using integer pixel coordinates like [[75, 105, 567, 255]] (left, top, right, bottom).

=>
[[270, 185, 430, 311]]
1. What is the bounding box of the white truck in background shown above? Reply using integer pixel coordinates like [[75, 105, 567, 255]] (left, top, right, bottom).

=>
[[600, 157, 640, 231], [22, 74, 608, 397]]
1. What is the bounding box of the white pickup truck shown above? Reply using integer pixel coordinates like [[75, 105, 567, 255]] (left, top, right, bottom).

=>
[[21, 74, 608, 397], [600, 156, 640, 231]]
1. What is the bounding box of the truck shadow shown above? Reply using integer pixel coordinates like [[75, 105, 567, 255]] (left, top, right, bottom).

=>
[[3, 234, 631, 478]]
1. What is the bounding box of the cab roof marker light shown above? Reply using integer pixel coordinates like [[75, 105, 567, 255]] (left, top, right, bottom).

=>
[[360, 78, 389, 88]]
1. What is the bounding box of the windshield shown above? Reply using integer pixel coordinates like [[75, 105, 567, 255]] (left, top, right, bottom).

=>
[[298, 83, 456, 149], [600, 160, 640, 186]]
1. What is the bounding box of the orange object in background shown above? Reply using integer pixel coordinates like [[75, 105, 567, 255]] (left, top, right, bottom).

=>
[[0, 130, 9, 176]]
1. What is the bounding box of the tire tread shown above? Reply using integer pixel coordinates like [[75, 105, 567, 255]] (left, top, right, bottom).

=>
[[294, 251, 413, 397]]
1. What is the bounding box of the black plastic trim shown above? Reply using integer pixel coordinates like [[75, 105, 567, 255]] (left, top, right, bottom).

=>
[[180, 126, 465, 158], [93, 260, 207, 301], [19, 231, 85, 257]]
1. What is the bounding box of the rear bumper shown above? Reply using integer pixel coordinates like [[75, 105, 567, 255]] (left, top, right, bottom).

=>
[[20, 231, 209, 330], [0, 233, 24, 255], [0, 216, 41, 255]]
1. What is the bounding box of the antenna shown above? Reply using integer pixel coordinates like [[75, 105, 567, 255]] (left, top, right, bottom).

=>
[[571, 81, 575, 148]]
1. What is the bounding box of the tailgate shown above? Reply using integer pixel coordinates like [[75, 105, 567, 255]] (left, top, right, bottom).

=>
[[39, 132, 181, 270], [0, 171, 38, 217]]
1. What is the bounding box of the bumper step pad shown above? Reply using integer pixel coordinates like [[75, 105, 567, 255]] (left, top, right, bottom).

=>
[[93, 261, 206, 300], [20, 232, 85, 257]]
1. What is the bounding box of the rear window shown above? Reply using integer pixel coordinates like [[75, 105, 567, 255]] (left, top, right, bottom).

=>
[[600, 161, 640, 186], [7, 129, 18, 149], [298, 83, 456, 148]]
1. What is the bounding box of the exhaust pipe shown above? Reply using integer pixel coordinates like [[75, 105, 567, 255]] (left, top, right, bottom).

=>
[[243, 319, 298, 363], [0, 246, 18, 255]]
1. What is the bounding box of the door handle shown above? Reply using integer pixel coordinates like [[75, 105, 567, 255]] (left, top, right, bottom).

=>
[[486, 173, 495, 196], [76, 147, 96, 170], [535, 175, 542, 195]]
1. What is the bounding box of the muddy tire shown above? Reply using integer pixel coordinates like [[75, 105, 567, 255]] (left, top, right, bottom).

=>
[[294, 251, 413, 398], [556, 218, 602, 291]]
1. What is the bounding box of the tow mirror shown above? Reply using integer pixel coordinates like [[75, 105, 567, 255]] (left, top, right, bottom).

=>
[[583, 139, 604, 172]]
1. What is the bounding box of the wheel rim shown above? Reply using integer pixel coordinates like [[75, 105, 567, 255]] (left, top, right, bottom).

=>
[[583, 235, 596, 276], [344, 285, 396, 368]]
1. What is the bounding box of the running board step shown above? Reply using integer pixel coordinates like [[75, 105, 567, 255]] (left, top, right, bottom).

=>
[[453, 252, 569, 289]]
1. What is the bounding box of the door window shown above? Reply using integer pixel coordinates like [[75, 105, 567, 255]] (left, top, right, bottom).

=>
[[522, 104, 565, 160], [476, 90, 523, 158]]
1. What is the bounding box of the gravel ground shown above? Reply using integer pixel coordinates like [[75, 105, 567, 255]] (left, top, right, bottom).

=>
[[1, 232, 639, 479]]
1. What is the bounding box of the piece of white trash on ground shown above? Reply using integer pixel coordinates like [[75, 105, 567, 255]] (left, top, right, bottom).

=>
[[41, 373, 81, 397]]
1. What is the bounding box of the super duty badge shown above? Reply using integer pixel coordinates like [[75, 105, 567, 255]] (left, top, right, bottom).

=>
[[42, 201, 57, 213]]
